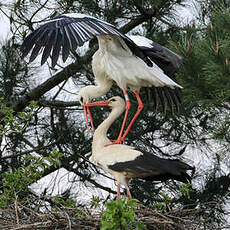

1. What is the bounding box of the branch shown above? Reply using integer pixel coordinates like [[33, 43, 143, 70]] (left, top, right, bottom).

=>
[[61, 163, 116, 195], [1, 139, 60, 159], [157, 16, 203, 32], [120, 10, 157, 34], [38, 100, 81, 108], [36, 152, 117, 196], [2, 52, 92, 119], [4, 10, 161, 117]]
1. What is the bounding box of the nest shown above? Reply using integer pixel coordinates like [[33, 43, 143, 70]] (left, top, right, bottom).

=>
[[0, 198, 206, 230]]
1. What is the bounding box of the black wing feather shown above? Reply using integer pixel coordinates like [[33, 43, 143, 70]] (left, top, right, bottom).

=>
[[21, 28, 44, 58], [156, 87, 168, 113], [61, 26, 71, 62], [108, 150, 194, 183], [141, 86, 183, 113], [138, 43, 182, 77], [167, 88, 182, 112], [29, 29, 49, 62], [163, 88, 176, 114], [132, 40, 183, 113], [41, 30, 56, 65], [21, 14, 124, 66], [51, 29, 62, 67]]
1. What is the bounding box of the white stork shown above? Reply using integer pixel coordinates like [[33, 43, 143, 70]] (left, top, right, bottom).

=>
[[86, 96, 194, 200], [20, 13, 183, 143]]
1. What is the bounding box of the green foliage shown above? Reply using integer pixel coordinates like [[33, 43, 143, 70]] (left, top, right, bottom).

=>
[[0, 156, 45, 208], [0, 100, 38, 135], [0, 40, 29, 100], [53, 196, 76, 208], [173, 0, 230, 107], [101, 199, 146, 230], [45, 150, 64, 168], [153, 193, 171, 212], [0, 0, 230, 228], [153, 185, 192, 212], [90, 195, 104, 209], [179, 184, 191, 199], [0, 150, 63, 208]]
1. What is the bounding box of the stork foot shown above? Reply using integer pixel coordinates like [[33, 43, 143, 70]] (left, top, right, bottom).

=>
[[105, 138, 125, 146], [112, 138, 125, 145]]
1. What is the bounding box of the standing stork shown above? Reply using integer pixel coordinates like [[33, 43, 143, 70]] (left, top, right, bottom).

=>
[[86, 96, 194, 200], [20, 13, 183, 143]]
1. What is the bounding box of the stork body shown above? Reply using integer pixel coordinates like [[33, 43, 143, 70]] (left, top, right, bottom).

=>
[[88, 96, 194, 200], [21, 13, 183, 142]]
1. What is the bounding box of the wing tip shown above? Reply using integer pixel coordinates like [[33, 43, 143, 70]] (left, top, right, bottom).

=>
[[142, 86, 183, 114]]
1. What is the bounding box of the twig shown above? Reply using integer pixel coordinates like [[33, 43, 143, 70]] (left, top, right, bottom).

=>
[[64, 212, 72, 230], [11, 221, 53, 230], [14, 194, 20, 227]]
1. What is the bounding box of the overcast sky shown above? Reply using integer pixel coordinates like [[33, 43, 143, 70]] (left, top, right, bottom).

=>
[[0, 0, 197, 40], [0, 13, 10, 40]]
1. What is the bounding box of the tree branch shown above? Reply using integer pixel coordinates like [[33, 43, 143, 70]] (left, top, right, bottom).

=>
[[62, 164, 117, 195], [120, 10, 157, 34], [38, 100, 81, 108], [4, 11, 161, 117], [2, 53, 92, 118]]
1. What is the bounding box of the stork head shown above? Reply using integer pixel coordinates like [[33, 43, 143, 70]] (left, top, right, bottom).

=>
[[77, 86, 95, 132], [86, 96, 125, 110], [106, 96, 126, 110], [77, 83, 113, 131], [82, 96, 125, 131], [77, 86, 95, 105]]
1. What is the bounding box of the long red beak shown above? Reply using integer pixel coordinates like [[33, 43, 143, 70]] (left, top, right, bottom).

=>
[[86, 100, 110, 107], [83, 100, 110, 131]]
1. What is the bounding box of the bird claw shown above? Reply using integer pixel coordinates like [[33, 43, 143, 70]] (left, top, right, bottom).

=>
[[112, 139, 125, 145], [105, 138, 125, 146]]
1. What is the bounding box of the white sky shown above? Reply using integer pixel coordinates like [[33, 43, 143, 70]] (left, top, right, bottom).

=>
[[1, 2, 229, 225], [0, 13, 10, 40], [0, 0, 206, 197]]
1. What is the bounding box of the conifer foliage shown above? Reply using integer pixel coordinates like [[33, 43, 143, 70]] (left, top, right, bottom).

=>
[[0, 0, 229, 229]]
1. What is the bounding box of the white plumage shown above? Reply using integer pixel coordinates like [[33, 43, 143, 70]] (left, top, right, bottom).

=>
[[21, 13, 183, 142], [92, 35, 181, 90], [87, 96, 194, 200]]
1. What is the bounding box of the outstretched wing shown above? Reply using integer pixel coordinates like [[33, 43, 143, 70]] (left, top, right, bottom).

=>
[[20, 13, 125, 67], [129, 35, 183, 113], [21, 14, 183, 112]]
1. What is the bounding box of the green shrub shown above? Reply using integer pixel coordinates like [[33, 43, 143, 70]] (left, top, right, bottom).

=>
[[101, 198, 146, 230]]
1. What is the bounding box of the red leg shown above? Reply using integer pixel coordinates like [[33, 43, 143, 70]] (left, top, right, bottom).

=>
[[121, 90, 143, 141], [87, 106, 94, 130], [83, 105, 90, 132], [110, 89, 131, 145], [125, 178, 132, 199], [116, 183, 121, 201], [83, 105, 94, 131]]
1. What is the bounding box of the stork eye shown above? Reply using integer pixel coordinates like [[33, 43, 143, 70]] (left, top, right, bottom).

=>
[[110, 98, 116, 102]]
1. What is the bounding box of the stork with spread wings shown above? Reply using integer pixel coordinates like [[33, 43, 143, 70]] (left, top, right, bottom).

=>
[[21, 13, 183, 144]]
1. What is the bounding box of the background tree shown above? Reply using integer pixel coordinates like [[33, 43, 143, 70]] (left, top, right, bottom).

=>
[[0, 0, 230, 229]]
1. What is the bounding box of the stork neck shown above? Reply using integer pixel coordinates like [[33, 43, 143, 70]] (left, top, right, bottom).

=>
[[80, 82, 112, 102], [93, 107, 123, 150], [93, 82, 112, 98], [97, 36, 107, 52]]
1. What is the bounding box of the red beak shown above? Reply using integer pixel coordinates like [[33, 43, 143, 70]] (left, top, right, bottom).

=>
[[83, 100, 110, 131], [85, 100, 110, 107]]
